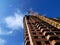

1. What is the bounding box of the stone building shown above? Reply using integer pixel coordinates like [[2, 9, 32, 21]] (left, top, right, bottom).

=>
[[23, 11, 60, 45]]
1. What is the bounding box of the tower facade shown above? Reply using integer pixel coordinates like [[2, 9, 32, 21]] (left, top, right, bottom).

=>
[[23, 12, 60, 45]]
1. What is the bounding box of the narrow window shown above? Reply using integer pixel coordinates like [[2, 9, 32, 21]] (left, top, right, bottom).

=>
[[33, 32, 36, 35], [36, 41, 41, 45], [34, 36, 38, 39], [26, 41, 30, 45], [45, 41, 49, 44]]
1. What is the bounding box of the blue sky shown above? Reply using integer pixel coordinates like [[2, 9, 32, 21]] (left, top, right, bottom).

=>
[[0, 0, 60, 45]]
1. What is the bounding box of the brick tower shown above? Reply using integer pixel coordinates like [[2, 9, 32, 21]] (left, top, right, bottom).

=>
[[23, 11, 60, 45]]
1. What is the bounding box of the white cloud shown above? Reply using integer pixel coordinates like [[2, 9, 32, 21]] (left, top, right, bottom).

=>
[[0, 10, 24, 35], [5, 12, 24, 30], [0, 27, 13, 35], [0, 39, 6, 45]]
